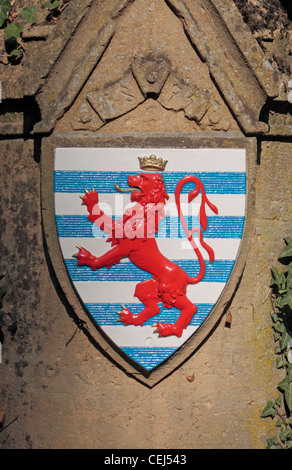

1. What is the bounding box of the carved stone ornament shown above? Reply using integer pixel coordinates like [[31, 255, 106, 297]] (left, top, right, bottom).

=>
[[30, 0, 280, 136], [131, 55, 171, 96], [70, 55, 230, 133]]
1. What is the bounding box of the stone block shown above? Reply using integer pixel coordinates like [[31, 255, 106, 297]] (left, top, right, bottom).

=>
[[86, 72, 144, 122]]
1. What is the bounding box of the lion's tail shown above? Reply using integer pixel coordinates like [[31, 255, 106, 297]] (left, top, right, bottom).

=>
[[187, 227, 215, 285], [175, 175, 218, 285]]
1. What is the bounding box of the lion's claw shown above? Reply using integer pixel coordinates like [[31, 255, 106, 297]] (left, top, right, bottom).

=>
[[80, 189, 99, 211], [73, 246, 100, 270], [118, 306, 144, 326], [154, 322, 183, 338]]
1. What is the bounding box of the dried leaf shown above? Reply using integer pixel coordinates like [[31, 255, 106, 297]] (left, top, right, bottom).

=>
[[225, 309, 232, 328], [186, 373, 194, 382]]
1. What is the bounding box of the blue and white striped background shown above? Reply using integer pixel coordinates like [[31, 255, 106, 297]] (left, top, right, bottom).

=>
[[54, 148, 246, 371]]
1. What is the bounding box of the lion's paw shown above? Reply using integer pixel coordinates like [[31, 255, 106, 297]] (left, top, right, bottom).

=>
[[154, 322, 183, 338], [80, 189, 99, 210], [73, 246, 100, 270], [118, 305, 144, 326]]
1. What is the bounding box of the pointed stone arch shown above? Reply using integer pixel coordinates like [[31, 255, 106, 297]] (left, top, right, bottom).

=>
[[31, 0, 280, 136]]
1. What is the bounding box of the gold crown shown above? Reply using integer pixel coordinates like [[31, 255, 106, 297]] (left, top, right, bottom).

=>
[[138, 154, 168, 171]]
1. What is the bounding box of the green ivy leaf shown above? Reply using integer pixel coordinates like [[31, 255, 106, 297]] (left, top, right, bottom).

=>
[[276, 287, 292, 310], [4, 23, 23, 41], [288, 364, 292, 382], [273, 322, 286, 334], [273, 332, 279, 342], [275, 396, 282, 407], [270, 268, 286, 290], [286, 264, 292, 289], [19, 6, 37, 24], [276, 357, 284, 369], [279, 428, 292, 442], [10, 48, 23, 57], [262, 240, 292, 437], [266, 436, 279, 448], [0, 0, 11, 27], [281, 331, 292, 351], [271, 312, 279, 323], [261, 401, 276, 418], [278, 375, 289, 391], [279, 237, 292, 262], [286, 416, 292, 425], [278, 288, 288, 294], [43, 0, 60, 9], [284, 382, 292, 411]]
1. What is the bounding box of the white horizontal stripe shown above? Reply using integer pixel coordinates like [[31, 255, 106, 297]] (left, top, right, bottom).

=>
[[102, 325, 198, 348], [73, 281, 225, 304], [59, 237, 241, 260], [55, 192, 246, 217], [55, 147, 246, 172]]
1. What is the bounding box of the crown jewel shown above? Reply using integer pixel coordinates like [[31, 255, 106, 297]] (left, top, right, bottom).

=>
[[138, 154, 168, 172]]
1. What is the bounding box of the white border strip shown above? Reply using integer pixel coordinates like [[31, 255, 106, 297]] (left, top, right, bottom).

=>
[[55, 193, 246, 217], [55, 147, 246, 172], [102, 325, 198, 348], [74, 281, 225, 304], [59, 237, 241, 260]]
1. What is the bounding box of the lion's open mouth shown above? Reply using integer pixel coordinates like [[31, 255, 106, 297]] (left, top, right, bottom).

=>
[[115, 184, 141, 194]]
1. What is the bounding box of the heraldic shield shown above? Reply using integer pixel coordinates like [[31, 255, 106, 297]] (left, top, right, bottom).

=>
[[54, 147, 246, 375]]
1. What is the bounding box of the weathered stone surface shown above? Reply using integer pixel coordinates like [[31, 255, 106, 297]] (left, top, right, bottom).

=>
[[71, 103, 104, 131], [211, 0, 280, 97], [87, 72, 144, 121], [33, 0, 137, 133], [22, 0, 94, 96], [234, 0, 292, 95], [55, 0, 240, 133], [87, 98, 203, 133], [131, 55, 171, 96], [25, 0, 280, 134], [166, 0, 277, 133], [158, 72, 212, 123]]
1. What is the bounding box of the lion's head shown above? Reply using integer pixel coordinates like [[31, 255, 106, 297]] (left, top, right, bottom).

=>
[[111, 173, 169, 240], [127, 173, 169, 205]]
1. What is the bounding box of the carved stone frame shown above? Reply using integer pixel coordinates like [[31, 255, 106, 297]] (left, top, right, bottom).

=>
[[41, 131, 256, 387]]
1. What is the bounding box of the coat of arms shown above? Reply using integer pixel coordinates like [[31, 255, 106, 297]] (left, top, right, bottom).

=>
[[54, 147, 246, 374]]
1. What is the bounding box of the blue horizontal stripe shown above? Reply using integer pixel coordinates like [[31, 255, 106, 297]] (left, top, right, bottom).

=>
[[56, 215, 245, 239], [121, 347, 178, 371], [54, 170, 246, 194], [65, 258, 234, 282], [85, 302, 213, 326]]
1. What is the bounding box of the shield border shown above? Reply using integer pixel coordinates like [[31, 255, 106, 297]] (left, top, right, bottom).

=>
[[41, 133, 256, 387]]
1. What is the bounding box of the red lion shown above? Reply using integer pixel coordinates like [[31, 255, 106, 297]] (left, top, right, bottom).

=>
[[74, 172, 218, 337]]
